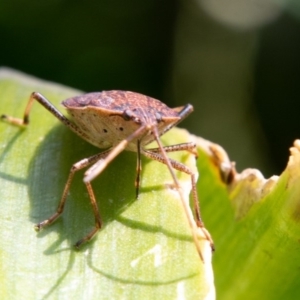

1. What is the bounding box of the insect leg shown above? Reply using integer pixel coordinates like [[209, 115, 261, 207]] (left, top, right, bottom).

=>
[[1, 92, 91, 142], [74, 181, 102, 248], [35, 150, 111, 247], [142, 148, 214, 251], [148, 127, 205, 261], [146, 142, 198, 158], [135, 140, 142, 199], [84, 124, 148, 183]]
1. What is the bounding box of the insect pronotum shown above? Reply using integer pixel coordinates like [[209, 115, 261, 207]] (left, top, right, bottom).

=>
[[1, 90, 214, 261]]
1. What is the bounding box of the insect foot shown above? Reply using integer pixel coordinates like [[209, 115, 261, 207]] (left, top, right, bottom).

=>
[[1, 90, 213, 261]]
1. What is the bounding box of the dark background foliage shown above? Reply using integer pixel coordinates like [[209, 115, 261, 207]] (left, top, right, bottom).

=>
[[1, 0, 300, 176]]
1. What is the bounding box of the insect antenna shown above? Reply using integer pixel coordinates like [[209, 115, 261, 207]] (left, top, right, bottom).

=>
[[159, 104, 194, 137]]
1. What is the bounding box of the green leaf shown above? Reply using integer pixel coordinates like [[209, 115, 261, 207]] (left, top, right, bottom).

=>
[[0, 68, 213, 299], [195, 137, 300, 299], [4, 67, 298, 300]]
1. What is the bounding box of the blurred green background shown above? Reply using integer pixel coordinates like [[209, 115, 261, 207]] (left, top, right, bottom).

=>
[[1, 0, 300, 176]]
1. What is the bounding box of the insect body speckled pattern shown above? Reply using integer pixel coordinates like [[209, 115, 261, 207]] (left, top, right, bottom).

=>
[[1, 90, 214, 261]]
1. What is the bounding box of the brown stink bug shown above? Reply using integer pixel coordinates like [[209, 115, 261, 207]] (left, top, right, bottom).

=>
[[1, 91, 214, 261]]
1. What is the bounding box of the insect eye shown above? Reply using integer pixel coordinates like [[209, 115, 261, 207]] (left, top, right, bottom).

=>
[[122, 109, 134, 121], [155, 112, 162, 123]]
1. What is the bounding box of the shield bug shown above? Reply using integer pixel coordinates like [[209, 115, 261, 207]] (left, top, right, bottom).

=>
[[1, 91, 214, 261]]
